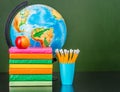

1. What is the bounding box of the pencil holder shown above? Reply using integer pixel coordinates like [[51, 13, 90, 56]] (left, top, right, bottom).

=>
[[59, 63, 75, 85], [61, 85, 74, 92]]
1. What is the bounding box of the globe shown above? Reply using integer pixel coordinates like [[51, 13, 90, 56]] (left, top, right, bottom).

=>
[[10, 4, 67, 54]]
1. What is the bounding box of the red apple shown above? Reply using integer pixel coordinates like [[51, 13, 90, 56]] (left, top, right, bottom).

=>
[[15, 36, 30, 49]]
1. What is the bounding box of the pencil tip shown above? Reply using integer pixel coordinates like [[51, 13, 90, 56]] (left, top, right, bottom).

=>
[[55, 49, 59, 53]]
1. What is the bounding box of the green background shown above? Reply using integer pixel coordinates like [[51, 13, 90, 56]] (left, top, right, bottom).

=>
[[0, 0, 120, 72]]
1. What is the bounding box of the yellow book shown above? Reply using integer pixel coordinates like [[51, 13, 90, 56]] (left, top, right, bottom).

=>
[[10, 64, 53, 68]]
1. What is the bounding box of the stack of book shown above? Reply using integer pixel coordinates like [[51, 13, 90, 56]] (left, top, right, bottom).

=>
[[9, 47, 53, 86]]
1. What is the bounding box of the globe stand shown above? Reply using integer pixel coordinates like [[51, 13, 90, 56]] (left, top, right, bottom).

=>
[[52, 57, 58, 81], [5, 1, 28, 47]]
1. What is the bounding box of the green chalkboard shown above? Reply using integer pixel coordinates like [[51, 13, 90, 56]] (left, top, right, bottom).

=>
[[0, 0, 120, 72]]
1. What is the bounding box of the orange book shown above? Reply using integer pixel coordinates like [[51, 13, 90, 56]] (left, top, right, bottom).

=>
[[9, 68, 52, 74], [10, 54, 52, 59]]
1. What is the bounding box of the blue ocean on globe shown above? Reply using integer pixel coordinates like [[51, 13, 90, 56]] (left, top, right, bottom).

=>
[[10, 4, 67, 54]]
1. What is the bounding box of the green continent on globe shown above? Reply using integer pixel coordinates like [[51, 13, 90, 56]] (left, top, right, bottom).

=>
[[31, 28, 54, 47]]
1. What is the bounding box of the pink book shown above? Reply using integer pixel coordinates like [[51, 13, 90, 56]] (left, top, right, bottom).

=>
[[9, 47, 52, 54]]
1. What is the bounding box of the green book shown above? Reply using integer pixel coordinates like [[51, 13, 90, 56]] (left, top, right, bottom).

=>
[[10, 74, 52, 81], [9, 59, 52, 64], [9, 81, 52, 87]]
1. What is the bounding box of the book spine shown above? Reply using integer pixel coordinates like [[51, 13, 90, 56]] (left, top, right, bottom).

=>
[[9, 68, 52, 74], [9, 64, 53, 68], [10, 74, 52, 81], [9, 47, 52, 54], [9, 54, 52, 59], [9, 59, 52, 64]]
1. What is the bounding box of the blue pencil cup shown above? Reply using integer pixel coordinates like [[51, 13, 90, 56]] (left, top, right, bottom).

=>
[[60, 63, 75, 85], [61, 85, 74, 92]]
